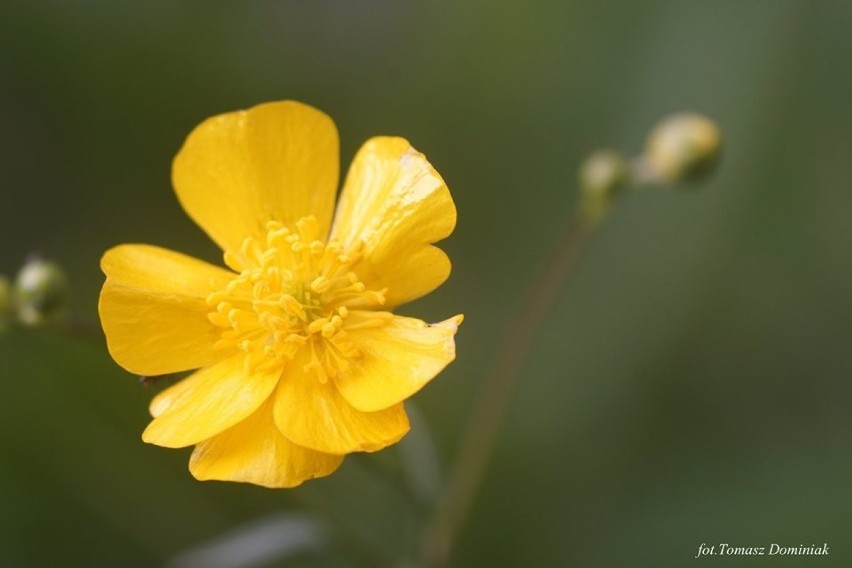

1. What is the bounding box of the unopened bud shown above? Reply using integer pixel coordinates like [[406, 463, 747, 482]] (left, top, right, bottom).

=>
[[579, 149, 628, 220], [14, 257, 68, 327], [644, 112, 721, 184]]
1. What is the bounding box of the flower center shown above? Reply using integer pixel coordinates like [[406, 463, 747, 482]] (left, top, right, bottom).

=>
[[206, 215, 390, 382]]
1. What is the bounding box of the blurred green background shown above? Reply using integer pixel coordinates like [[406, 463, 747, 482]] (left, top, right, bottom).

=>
[[2, 1, 852, 566]]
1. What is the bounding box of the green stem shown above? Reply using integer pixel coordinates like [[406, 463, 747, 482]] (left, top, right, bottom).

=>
[[419, 212, 598, 567]]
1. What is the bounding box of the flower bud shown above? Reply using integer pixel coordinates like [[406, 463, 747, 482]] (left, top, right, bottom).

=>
[[579, 149, 628, 220], [14, 257, 68, 327], [644, 112, 721, 184]]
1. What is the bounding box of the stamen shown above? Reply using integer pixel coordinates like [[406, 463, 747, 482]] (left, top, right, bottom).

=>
[[310, 276, 331, 293], [205, 216, 390, 380]]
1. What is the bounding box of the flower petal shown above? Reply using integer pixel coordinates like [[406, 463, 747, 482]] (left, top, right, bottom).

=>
[[173, 100, 340, 252], [330, 137, 456, 307], [143, 354, 281, 448], [334, 314, 462, 412], [99, 244, 235, 376], [273, 354, 410, 454], [189, 399, 343, 488]]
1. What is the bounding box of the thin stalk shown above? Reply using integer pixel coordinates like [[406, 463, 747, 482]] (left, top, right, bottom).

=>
[[419, 212, 598, 567]]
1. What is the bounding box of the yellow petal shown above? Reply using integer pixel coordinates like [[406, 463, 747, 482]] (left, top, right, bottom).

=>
[[273, 354, 410, 454], [330, 137, 456, 307], [189, 399, 343, 488], [143, 354, 281, 448], [173, 101, 340, 252], [99, 244, 235, 376], [334, 314, 463, 412]]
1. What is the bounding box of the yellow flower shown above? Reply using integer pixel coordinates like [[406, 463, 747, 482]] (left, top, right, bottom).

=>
[[99, 101, 462, 488]]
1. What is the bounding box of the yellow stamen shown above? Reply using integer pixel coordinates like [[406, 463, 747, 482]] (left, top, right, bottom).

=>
[[208, 215, 388, 380]]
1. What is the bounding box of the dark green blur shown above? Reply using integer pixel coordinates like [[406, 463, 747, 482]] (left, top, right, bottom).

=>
[[2, 1, 851, 566]]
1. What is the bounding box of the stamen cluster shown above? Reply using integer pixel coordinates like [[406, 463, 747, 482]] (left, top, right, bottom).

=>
[[206, 215, 389, 382]]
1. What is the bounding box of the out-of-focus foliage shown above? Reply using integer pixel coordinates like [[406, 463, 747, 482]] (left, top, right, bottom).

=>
[[2, 1, 851, 566]]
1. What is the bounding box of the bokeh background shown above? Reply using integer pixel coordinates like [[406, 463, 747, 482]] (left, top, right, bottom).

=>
[[2, 1, 852, 566]]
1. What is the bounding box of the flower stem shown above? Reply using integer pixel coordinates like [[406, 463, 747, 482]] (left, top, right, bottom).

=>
[[419, 212, 598, 567]]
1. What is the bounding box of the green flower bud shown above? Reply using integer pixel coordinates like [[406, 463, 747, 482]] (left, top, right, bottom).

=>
[[644, 112, 721, 184], [14, 257, 68, 327], [0, 275, 11, 331], [579, 149, 628, 221]]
